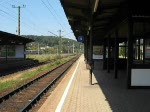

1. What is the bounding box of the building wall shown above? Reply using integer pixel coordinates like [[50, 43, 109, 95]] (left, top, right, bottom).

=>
[[131, 69, 150, 86], [15, 45, 24, 58]]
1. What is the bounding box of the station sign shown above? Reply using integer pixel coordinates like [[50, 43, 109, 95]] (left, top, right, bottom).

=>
[[78, 36, 84, 42], [93, 46, 103, 59]]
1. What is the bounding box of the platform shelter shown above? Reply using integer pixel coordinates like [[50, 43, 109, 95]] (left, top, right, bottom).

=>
[[60, 0, 150, 88], [0, 31, 33, 63]]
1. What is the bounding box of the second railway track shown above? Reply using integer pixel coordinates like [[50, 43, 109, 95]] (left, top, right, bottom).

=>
[[0, 56, 79, 112]]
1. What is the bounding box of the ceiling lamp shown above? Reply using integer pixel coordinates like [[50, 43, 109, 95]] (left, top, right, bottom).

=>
[[94, 0, 99, 12]]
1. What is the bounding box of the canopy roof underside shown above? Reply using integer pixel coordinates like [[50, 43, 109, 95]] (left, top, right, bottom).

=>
[[0, 31, 33, 45], [60, 0, 150, 45]]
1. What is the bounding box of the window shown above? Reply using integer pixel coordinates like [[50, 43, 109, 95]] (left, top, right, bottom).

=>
[[0, 45, 15, 57]]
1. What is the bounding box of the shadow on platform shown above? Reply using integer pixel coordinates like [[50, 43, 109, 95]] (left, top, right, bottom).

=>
[[93, 60, 150, 112]]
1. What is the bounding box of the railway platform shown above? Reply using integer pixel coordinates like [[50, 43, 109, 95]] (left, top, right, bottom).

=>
[[38, 55, 150, 112]]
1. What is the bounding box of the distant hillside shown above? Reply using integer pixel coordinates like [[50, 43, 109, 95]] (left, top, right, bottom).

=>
[[23, 35, 83, 54]]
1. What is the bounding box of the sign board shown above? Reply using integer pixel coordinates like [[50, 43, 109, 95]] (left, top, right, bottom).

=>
[[145, 39, 150, 58], [93, 46, 103, 59], [131, 69, 150, 86], [145, 48, 150, 58], [78, 36, 84, 42]]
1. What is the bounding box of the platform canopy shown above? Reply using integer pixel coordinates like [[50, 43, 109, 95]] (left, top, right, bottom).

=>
[[0, 31, 33, 45], [60, 0, 150, 45]]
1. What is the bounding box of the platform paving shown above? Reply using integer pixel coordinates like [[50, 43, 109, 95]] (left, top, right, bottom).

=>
[[60, 56, 112, 112], [38, 55, 150, 112]]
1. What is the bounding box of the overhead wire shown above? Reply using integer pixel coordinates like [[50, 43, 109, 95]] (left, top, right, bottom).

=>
[[0, 8, 45, 35], [11, 0, 47, 35], [46, 0, 69, 29], [0, 0, 74, 38], [50, 0, 75, 39], [41, 0, 66, 32], [47, 0, 75, 39], [11, 0, 57, 35], [0, 9, 18, 22], [0, 1, 46, 35]]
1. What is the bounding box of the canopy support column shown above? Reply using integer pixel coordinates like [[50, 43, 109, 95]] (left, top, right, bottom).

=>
[[114, 30, 119, 79], [143, 23, 146, 64], [103, 40, 106, 70], [143, 39, 145, 64], [138, 38, 140, 60], [86, 35, 90, 68], [5, 45, 8, 63], [107, 36, 111, 73], [125, 42, 127, 59], [127, 16, 133, 88], [24, 44, 26, 60], [84, 37, 88, 63]]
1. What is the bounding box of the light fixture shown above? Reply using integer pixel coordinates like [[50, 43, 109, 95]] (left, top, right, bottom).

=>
[[87, 30, 89, 35], [89, 26, 91, 30], [11, 41, 15, 43], [94, 0, 99, 12], [68, 16, 74, 21]]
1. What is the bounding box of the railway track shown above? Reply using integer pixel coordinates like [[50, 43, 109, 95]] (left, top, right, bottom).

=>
[[0, 58, 59, 77], [0, 56, 79, 112], [0, 55, 74, 77]]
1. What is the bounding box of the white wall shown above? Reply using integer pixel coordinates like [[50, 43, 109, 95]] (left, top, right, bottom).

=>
[[93, 54, 103, 59], [131, 69, 150, 86], [15, 45, 24, 58]]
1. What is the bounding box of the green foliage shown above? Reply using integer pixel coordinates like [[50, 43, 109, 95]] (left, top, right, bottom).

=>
[[26, 54, 65, 63], [20, 71, 39, 79], [26, 54, 58, 62], [0, 80, 18, 90], [0, 55, 75, 91], [23, 35, 83, 54]]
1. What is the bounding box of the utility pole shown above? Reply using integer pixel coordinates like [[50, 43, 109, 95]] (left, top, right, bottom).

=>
[[68, 41, 69, 54], [48, 30, 63, 55], [38, 43, 40, 55], [73, 42, 74, 54], [57, 47, 58, 55], [58, 30, 62, 54], [12, 5, 26, 36]]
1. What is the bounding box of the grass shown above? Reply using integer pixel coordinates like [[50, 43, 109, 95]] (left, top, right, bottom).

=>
[[0, 55, 75, 91], [0, 80, 19, 90], [26, 54, 63, 63]]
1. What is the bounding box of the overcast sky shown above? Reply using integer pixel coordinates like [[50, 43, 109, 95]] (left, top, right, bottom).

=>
[[0, 0, 75, 40]]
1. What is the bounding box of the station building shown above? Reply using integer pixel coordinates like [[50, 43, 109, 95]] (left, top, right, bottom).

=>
[[60, 0, 150, 88], [0, 31, 33, 71]]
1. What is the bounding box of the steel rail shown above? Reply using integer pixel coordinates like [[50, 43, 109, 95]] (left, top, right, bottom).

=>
[[21, 56, 79, 112], [0, 56, 78, 104]]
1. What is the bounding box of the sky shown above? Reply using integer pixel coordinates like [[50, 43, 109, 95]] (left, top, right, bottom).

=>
[[0, 0, 76, 40]]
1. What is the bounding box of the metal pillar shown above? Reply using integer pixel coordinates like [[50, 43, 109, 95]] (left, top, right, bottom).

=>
[[143, 39, 145, 64], [125, 42, 127, 59], [107, 36, 111, 73], [24, 44, 26, 60], [114, 30, 119, 79], [5, 45, 8, 63], [84, 40, 86, 60], [138, 38, 140, 60], [127, 16, 133, 88], [87, 35, 90, 65], [89, 30, 93, 85], [103, 40, 106, 70], [143, 23, 146, 64], [89, 12, 93, 85]]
